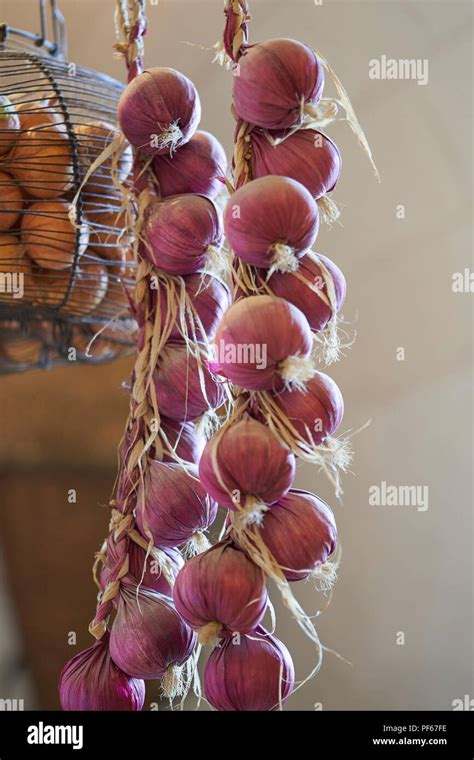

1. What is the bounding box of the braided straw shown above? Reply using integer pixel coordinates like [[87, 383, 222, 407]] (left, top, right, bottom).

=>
[[88, 2, 224, 657], [114, 0, 147, 82]]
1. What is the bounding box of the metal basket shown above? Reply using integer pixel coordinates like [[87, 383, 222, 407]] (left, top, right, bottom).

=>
[[0, 0, 136, 374]]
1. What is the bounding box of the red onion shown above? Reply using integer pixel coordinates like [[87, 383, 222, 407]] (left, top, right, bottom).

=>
[[106, 538, 184, 595], [109, 586, 196, 680], [59, 633, 145, 711], [224, 175, 319, 271], [204, 627, 294, 711], [135, 461, 217, 549], [271, 371, 344, 447], [199, 417, 295, 518], [153, 130, 227, 199], [160, 418, 205, 463], [211, 295, 313, 391], [256, 489, 337, 581], [156, 273, 231, 341], [263, 253, 346, 332], [233, 39, 324, 129], [246, 126, 341, 199], [153, 342, 225, 421], [118, 67, 201, 155], [144, 194, 223, 275], [173, 542, 268, 640]]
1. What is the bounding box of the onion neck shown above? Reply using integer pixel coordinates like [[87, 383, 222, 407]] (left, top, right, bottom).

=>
[[198, 621, 222, 646], [268, 241, 299, 273], [279, 354, 315, 390]]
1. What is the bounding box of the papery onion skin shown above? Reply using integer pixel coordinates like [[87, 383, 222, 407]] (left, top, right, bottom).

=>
[[153, 130, 227, 199], [144, 194, 223, 275], [204, 627, 295, 711], [246, 126, 341, 199], [233, 39, 324, 130], [0, 95, 20, 156], [106, 537, 184, 595], [199, 417, 295, 509], [271, 370, 344, 446], [10, 124, 73, 198], [211, 295, 313, 391], [135, 461, 218, 548], [160, 418, 205, 464], [156, 273, 231, 342], [255, 489, 337, 581], [118, 67, 201, 155], [223, 175, 319, 269], [59, 633, 145, 711], [109, 587, 196, 680], [153, 342, 225, 421], [263, 253, 346, 332], [173, 542, 268, 635]]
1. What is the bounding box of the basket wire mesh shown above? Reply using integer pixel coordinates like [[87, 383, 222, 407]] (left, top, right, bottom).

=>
[[0, 3, 136, 373]]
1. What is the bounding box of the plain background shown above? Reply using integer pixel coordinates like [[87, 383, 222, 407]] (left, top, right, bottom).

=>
[[0, 0, 472, 710]]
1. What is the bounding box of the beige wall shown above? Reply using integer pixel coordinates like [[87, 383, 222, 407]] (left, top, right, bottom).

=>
[[0, 0, 472, 710]]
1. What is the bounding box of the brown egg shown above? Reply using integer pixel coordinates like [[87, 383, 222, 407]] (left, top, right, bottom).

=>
[[16, 97, 65, 132], [10, 123, 73, 198], [34, 259, 108, 315], [21, 200, 89, 270], [0, 171, 24, 231], [0, 96, 20, 156], [76, 120, 132, 196], [0, 335, 42, 364], [0, 233, 35, 303]]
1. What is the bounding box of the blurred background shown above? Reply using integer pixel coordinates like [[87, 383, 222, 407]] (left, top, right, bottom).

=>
[[0, 0, 472, 710]]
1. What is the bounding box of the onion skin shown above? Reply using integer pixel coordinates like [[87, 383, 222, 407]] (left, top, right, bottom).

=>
[[270, 370, 344, 446], [153, 130, 227, 199], [211, 295, 313, 391], [153, 342, 225, 421], [255, 489, 337, 581], [144, 194, 223, 275], [156, 273, 231, 342], [105, 538, 184, 595], [224, 175, 319, 269], [160, 418, 205, 464], [0, 171, 23, 231], [204, 627, 295, 711], [173, 542, 268, 635], [199, 417, 295, 510], [246, 126, 341, 198], [135, 461, 218, 549], [21, 200, 89, 270], [59, 633, 145, 711], [109, 587, 196, 680], [263, 253, 346, 332], [118, 67, 201, 155], [233, 39, 324, 130]]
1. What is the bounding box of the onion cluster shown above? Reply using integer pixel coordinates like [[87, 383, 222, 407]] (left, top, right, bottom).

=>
[[184, 30, 348, 712], [63, 65, 229, 711]]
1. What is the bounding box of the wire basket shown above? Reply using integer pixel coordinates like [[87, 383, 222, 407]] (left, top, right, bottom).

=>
[[0, 1, 136, 374]]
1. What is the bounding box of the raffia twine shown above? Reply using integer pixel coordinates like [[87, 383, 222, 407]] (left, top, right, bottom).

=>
[[87, 6, 229, 704]]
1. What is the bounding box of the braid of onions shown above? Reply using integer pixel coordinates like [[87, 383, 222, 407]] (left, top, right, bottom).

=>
[[60, 2, 232, 711], [170, 0, 378, 712]]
